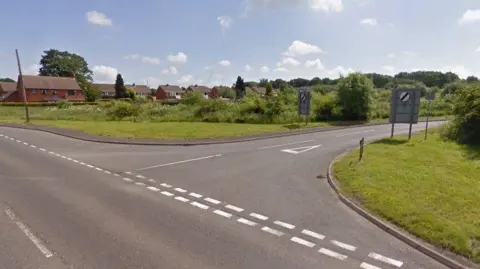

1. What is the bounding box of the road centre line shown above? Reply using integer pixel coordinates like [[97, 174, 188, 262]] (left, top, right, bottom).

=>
[[290, 237, 316, 248], [147, 186, 160, 192], [161, 183, 172, 188], [360, 262, 382, 269], [136, 154, 222, 171], [237, 218, 257, 226], [301, 229, 325, 240], [123, 177, 133, 182], [175, 196, 190, 203], [318, 248, 348, 260], [213, 210, 232, 218], [135, 182, 146, 186], [261, 226, 284, 236], [249, 213, 268, 220], [175, 188, 187, 193], [161, 191, 174, 197], [273, 220, 295, 230], [257, 140, 315, 150], [5, 208, 53, 258], [191, 202, 209, 210], [225, 205, 244, 212], [204, 197, 221, 204], [189, 193, 202, 198], [368, 252, 403, 267], [335, 129, 375, 137], [331, 240, 357, 251]]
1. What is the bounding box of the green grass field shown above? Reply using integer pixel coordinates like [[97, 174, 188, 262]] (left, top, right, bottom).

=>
[[333, 130, 480, 262]]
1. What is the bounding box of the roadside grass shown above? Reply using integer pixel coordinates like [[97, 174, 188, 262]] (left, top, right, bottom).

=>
[[333, 129, 480, 263]]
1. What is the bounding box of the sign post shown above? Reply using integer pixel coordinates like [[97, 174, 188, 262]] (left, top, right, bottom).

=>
[[389, 88, 421, 139], [359, 137, 365, 161], [15, 49, 30, 122], [298, 89, 311, 125], [424, 92, 436, 140]]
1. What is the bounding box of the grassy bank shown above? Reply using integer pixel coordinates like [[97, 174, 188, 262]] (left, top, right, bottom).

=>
[[333, 130, 480, 262]]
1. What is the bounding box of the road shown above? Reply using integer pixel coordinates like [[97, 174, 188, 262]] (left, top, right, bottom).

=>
[[0, 122, 453, 269]]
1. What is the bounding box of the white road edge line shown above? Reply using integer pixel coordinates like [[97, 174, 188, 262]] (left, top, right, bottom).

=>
[[237, 218, 257, 226], [273, 220, 295, 230], [261, 226, 284, 236], [161, 191, 174, 197], [191, 202, 209, 210], [331, 240, 357, 251], [225, 205, 244, 212], [257, 140, 315, 150], [175, 196, 190, 203], [360, 262, 382, 269], [136, 154, 222, 171], [189, 193, 202, 198], [213, 210, 232, 218], [368, 252, 403, 267], [318, 248, 348, 260], [5, 209, 53, 258], [204, 198, 221, 205], [301, 229, 325, 240], [290, 237, 316, 248], [249, 213, 268, 221]]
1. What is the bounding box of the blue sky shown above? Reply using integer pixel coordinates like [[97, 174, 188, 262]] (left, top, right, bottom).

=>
[[1, 0, 480, 87]]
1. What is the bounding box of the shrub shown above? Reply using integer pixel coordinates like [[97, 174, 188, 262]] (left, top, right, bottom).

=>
[[180, 91, 204, 105], [313, 93, 340, 121], [337, 73, 374, 121], [56, 101, 72, 109], [126, 88, 136, 100], [106, 101, 141, 120]]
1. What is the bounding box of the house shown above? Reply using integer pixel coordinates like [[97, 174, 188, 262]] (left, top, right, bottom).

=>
[[0, 81, 19, 102], [187, 85, 217, 99], [1, 75, 84, 102], [156, 84, 184, 100], [93, 83, 151, 99]]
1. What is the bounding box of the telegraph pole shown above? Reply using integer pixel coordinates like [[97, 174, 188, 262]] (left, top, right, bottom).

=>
[[15, 49, 30, 122]]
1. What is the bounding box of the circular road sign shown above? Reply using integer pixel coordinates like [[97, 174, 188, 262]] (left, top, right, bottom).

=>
[[400, 92, 410, 102]]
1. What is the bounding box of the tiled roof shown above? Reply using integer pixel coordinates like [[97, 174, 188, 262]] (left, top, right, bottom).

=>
[[20, 75, 81, 90]]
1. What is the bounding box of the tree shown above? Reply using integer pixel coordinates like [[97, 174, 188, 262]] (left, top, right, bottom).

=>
[[466, 76, 479, 83], [309, 77, 322, 86], [337, 73, 373, 121], [0, 78, 14, 82], [39, 49, 93, 81], [265, 82, 273, 96], [126, 88, 136, 100], [234, 76, 246, 99], [114, 74, 127, 99], [150, 88, 157, 95], [258, 78, 269, 88], [83, 84, 102, 102]]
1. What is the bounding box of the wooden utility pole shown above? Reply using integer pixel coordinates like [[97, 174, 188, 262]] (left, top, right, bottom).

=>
[[15, 49, 30, 122]]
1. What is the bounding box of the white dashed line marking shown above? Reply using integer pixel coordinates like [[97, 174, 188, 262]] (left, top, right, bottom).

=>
[[237, 218, 257, 226], [161, 183, 172, 188], [273, 220, 295, 230], [87, 164, 94, 168], [73, 160, 79, 163], [175, 196, 190, 203], [136, 175, 146, 179], [318, 248, 347, 260], [301, 229, 325, 240], [291, 237, 316, 248], [225, 205, 244, 212], [174, 188, 187, 193], [95, 167, 103, 171], [360, 262, 382, 269], [125, 172, 132, 175], [213, 210, 232, 218], [23, 142, 28, 145], [189, 193, 202, 198], [368, 253, 403, 267], [191, 202, 209, 210], [16, 140, 21, 142], [5, 209, 53, 258], [113, 174, 120, 177], [9, 138, 14, 141], [66, 158, 72, 161], [123, 177, 133, 182], [204, 198, 221, 205], [135, 182, 146, 186], [147, 186, 160, 192], [249, 213, 268, 221], [331, 240, 357, 251], [49, 151, 55, 155], [104, 170, 112, 175], [161, 191, 174, 197], [148, 179, 155, 183], [261, 227, 284, 236], [61, 156, 67, 159], [40, 148, 46, 151], [30, 145, 37, 148]]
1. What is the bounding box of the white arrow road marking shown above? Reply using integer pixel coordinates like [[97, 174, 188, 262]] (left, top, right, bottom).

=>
[[281, 145, 322, 155]]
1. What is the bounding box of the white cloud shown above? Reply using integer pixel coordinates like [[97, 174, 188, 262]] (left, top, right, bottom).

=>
[[219, 60, 231, 66], [360, 18, 377, 26], [327, 66, 354, 78], [311, 0, 344, 12], [382, 65, 395, 73], [24, 64, 40, 75], [475, 46, 480, 53], [168, 52, 188, 65], [161, 69, 170, 75], [217, 16, 233, 32], [244, 64, 253, 72], [403, 51, 418, 57], [274, 67, 290, 72], [86, 11, 112, 26], [278, 57, 300, 67], [124, 54, 161, 65], [144, 77, 161, 88], [92, 65, 118, 83], [178, 75, 195, 85], [283, 40, 323, 57], [387, 22, 395, 27], [169, 66, 178, 75], [260, 66, 270, 73], [305, 59, 324, 70], [441, 65, 473, 79], [387, 53, 396, 58], [459, 9, 480, 24]]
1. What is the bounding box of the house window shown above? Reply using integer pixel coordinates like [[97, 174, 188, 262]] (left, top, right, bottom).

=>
[[52, 90, 57, 95], [41, 90, 47, 95], [67, 90, 76, 96], [31, 90, 37, 94], [175, 92, 179, 96]]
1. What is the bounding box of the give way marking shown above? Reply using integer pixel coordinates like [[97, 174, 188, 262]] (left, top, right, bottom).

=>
[[281, 145, 322, 155]]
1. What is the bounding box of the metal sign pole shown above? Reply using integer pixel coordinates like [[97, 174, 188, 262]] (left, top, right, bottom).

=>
[[15, 49, 30, 122], [424, 100, 431, 140], [408, 91, 415, 140], [390, 92, 396, 138]]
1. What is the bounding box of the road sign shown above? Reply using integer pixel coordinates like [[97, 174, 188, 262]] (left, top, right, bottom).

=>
[[281, 145, 322, 155], [425, 92, 436, 101], [400, 92, 410, 102], [298, 89, 311, 116], [390, 88, 422, 140]]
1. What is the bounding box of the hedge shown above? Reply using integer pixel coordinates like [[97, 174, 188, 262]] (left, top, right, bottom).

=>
[[0, 102, 98, 107]]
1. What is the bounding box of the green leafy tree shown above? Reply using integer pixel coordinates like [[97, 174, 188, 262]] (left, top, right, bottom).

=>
[[126, 88, 136, 100], [442, 81, 466, 97], [220, 88, 236, 99], [265, 82, 273, 96], [0, 78, 15, 82], [234, 76, 246, 99], [337, 73, 373, 121], [83, 84, 102, 102], [466, 76, 479, 84], [39, 49, 92, 81], [150, 88, 157, 95], [258, 78, 268, 87], [114, 74, 126, 99]]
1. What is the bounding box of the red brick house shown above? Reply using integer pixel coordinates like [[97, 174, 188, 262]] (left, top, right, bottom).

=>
[[93, 83, 151, 99], [156, 84, 184, 100], [187, 85, 218, 99], [0, 81, 19, 102], [10, 75, 85, 102]]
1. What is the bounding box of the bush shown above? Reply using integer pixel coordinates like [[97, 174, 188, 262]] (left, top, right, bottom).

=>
[[180, 91, 204, 105], [441, 84, 480, 144], [313, 93, 340, 121], [106, 101, 141, 120], [0, 102, 97, 107], [337, 73, 373, 121], [56, 101, 72, 109], [126, 88, 136, 100]]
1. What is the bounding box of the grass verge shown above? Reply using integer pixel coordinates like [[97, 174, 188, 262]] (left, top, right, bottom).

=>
[[333, 130, 480, 263]]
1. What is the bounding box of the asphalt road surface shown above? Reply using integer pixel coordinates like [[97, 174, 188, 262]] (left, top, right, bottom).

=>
[[0, 122, 453, 269]]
